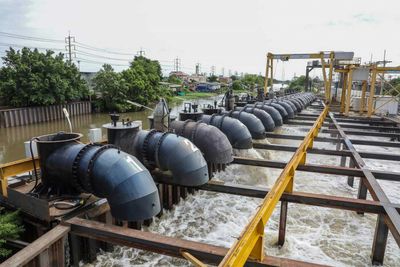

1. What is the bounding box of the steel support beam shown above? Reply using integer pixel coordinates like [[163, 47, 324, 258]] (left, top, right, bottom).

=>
[[328, 112, 400, 264], [65, 217, 323, 267]]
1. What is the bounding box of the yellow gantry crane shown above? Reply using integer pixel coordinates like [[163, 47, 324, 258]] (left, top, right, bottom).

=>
[[337, 65, 400, 117], [263, 51, 354, 104]]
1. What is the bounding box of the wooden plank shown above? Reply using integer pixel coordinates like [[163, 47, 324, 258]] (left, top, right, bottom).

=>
[[65, 217, 327, 267], [0, 225, 70, 267]]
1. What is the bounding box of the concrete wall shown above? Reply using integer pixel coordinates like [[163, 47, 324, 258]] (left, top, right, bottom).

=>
[[0, 101, 91, 128]]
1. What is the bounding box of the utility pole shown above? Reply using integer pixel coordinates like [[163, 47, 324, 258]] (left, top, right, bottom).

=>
[[195, 63, 201, 75], [174, 57, 181, 72], [65, 32, 75, 64], [137, 48, 146, 57]]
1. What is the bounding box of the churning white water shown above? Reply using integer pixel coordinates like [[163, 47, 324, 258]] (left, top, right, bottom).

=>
[[84, 112, 400, 267]]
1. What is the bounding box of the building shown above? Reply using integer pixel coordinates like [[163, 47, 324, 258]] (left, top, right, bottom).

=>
[[189, 74, 207, 83], [169, 71, 190, 82], [196, 82, 221, 92]]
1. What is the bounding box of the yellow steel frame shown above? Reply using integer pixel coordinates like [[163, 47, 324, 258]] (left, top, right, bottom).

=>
[[0, 157, 39, 197], [367, 66, 400, 117], [218, 104, 329, 267], [264, 52, 335, 104]]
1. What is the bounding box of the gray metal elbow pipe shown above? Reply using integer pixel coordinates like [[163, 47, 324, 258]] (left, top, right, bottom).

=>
[[253, 103, 283, 127], [275, 101, 295, 119], [281, 100, 298, 115], [170, 120, 233, 164], [222, 110, 266, 139], [36, 132, 160, 221], [268, 102, 289, 122], [236, 106, 275, 132], [105, 124, 210, 187], [201, 114, 252, 149]]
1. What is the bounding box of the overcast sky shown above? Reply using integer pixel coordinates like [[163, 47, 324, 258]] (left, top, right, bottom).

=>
[[0, 0, 399, 78]]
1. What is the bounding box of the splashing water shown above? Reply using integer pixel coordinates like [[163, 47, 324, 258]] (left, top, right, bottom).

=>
[[84, 114, 400, 267]]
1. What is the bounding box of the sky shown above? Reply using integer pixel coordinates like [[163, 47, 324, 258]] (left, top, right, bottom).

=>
[[0, 0, 399, 79]]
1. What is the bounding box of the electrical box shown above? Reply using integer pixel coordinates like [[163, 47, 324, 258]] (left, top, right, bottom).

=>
[[334, 52, 354, 60], [352, 67, 369, 81]]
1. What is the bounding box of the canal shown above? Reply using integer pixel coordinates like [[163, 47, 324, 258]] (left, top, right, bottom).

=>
[[0, 97, 220, 164]]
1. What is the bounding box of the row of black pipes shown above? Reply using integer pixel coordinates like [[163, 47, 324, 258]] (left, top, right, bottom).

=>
[[32, 92, 315, 265]]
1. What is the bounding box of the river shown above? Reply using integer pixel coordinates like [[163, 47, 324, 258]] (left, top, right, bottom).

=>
[[1, 98, 399, 266]]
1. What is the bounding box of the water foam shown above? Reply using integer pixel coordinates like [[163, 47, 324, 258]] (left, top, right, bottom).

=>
[[85, 115, 400, 267]]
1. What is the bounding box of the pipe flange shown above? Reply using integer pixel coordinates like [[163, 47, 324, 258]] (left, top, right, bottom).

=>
[[141, 129, 158, 168], [154, 132, 169, 168], [180, 119, 194, 136], [84, 144, 119, 193], [190, 121, 202, 143], [218, 114, 229, 129], [209, 114, 218, 125], [72, 143, 97, 192]]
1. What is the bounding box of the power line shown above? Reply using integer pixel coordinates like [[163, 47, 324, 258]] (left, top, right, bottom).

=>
[[0, 31, 64, 43], [0, 42, 65, 52], [75, 50, 132, 62], [74, 41, 136, 56]]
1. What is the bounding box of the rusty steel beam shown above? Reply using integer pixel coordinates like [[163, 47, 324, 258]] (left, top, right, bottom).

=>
[[322, 128, 400, 139], [329, 112, 400, 264], [288, 120, 400, 132], [196, 181, 400, 214], [232, 157, 400, 182], [65, 217, 326, 267], [253, 143, 400, 161], [265, 133, 400, 148]]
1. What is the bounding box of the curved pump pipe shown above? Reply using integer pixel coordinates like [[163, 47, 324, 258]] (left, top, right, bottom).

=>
[[252, 103, 283, 127], [220, 110, 266, 139], [170, 120, 233, 165], [35, 132, 160, 221], [235, 106, 275, 132], [266, 102, 289, 122], [200, 114, 253, 149], [273, 101, 295, 119], [104, 122, 209, 187]]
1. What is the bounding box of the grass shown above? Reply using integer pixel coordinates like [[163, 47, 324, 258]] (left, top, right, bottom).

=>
[[170, 91, 218, 103]]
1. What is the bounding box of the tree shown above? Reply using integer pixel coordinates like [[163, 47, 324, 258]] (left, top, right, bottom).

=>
[[289, 75, 307, 91], [121, 56, 171, 107], [232, 80, 244, 91], [167, 74, 183, 85], [207, 75, 218, 82], [0, 47, 88, 107], [92, 64, 130, 112], [0, 210, 23, 258]]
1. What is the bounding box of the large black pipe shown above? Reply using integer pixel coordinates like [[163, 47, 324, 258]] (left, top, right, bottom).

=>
[[221, 110, 266, 139], [235, 106, 275, 132], [104, 123, 209, 187], [36, 132, 160, 221], [274, 101, 295, 119], [170, 120, 233, 164], [253, 103, 283, 127], [200, 114, 252, 149], [267, 102, 289, 122]]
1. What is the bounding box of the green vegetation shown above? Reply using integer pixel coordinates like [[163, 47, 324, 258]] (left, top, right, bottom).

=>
[[0, 210, 23, 258], [0, 48, 88, 107], [207, 75, 218, 82], [93, 56, 172, 112], [289, 75, 306, 91], [383, 77, 400, 96], [167, 74, 183, 85], [171, 91, 216, 103]]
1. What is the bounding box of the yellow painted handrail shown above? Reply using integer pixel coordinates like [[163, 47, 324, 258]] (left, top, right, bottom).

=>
[[219, 104, 329, 267]]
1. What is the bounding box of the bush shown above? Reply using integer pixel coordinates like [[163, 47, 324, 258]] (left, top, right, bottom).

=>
[[0, 47, 89, 107], [0, 210, 23, 258]]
